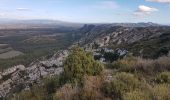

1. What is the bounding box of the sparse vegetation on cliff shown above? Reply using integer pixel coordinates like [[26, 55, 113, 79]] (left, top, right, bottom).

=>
[[8, 48, 170, 100]]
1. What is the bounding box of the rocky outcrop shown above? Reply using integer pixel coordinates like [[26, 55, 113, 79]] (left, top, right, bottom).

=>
[[0, 50, 69, 99]]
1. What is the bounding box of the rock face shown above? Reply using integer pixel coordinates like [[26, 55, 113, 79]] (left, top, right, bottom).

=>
[[0, 50, 69, 99]]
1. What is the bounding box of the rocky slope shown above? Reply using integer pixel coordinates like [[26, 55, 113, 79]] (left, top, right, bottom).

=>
[[0, 50, 68, 99], [0, 23, 170, 99], [76, 24, 170, 58]]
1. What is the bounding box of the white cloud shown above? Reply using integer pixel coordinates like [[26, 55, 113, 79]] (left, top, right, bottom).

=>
[[16, 8, 30, 11], [134, 5, 158, 17], [146, 0, 170, 3], [138, 5, 158, 12]]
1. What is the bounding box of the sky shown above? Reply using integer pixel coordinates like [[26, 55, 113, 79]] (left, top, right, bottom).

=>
[[0, 0, 170, 24]]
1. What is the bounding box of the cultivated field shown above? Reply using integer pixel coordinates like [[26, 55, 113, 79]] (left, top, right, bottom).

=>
[[0, 44, 23, 59], [0, 50, 23, 59]]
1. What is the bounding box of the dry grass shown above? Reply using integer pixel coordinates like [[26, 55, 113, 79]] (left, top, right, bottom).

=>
[[54, 84, 79, 100], [135, 56, 170, 74], [152, 84, 170, 100], [123, 90, 151, 100], [54, 75, 105, 100], [113, 54, 170, 75], [80, 76, 105, 100]]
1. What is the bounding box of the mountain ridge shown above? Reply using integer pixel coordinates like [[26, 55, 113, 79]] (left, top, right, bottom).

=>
[[75, 24, 170, 58]]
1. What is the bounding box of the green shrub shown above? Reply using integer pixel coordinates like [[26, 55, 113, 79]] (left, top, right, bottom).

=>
[[44, 76, 61, 94], [10, 85, 47, 100], [157, 47, 169, 57], [104, 52, 119, 62], [112, 57, 137, 72], [102, 72, 140, 99], [155, 72, 170, 84], [64, 47, 103, 84]]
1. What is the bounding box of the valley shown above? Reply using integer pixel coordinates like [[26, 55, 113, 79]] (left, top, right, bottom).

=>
[[0, 27, 76, 70]]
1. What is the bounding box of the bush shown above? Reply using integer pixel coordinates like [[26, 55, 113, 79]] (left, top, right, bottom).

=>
[[54, 84, 79, 100], [104, 52, 119, 62], [102, 72, 140, 99], [80, 76, 104, 100], [54, 76, 105, 100], [155, 56, 170, 72], [112, 57, 137, 72], [44, 76, 61, 94], [64, 47, 103, 84], [157, 47, 169, 57], [134, 57, 155, 75], [11, 85, 47, 100], [155, 72, 170, 84], [112, 56, 170, 75]]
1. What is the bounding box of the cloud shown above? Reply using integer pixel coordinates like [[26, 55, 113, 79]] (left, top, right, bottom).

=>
[[16, 8, 30, 11], [138, 5, 158, 12], [134, 5, 158, 17], [94, 1, 119, 10], [146, 0, 170, 3]]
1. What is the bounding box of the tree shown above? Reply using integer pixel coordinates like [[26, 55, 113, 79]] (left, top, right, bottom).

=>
[[64, 46, 103, 84], [157, 47, 169, 57], [104, 52, 119, 62]]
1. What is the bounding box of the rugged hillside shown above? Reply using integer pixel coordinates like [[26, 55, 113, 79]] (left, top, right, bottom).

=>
[[76, 24, 170, 58], [0, 23, 170, 100]]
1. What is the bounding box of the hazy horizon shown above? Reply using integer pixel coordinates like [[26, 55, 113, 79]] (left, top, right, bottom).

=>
[[0, 18, 168, 24]]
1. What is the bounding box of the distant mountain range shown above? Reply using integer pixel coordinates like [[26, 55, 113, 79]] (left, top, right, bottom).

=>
[[0, 19, 163, 29], [0, 19, 83, 29], [109, 22, 160, 27]]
